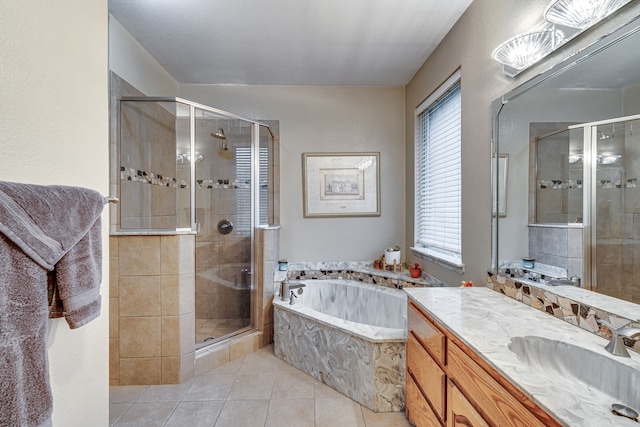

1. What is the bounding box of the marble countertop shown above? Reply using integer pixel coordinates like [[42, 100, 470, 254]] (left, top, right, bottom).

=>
[[405, 287, 640, 427]]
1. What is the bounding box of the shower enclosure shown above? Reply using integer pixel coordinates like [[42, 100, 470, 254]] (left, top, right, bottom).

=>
[[574, 114, 640, 301], [494, 113, 640, 302], [117, 96, 276, 349]]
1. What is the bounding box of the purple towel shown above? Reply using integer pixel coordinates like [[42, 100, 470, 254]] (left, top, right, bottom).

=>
[[0, 181, 105, 427]]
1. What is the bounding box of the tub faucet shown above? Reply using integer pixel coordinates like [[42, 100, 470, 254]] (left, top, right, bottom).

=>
[[280, 279, 305, 301], [598, 319, 640, 357]]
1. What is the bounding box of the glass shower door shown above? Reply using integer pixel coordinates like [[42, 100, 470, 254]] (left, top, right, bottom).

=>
[[593, 118, 640, 301], [194, 112, 253, 347]]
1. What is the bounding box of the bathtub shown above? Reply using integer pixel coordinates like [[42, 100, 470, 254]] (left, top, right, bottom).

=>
[[273, 279, 407, 412]]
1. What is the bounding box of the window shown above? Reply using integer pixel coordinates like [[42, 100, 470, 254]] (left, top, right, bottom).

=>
[[236, 146, 269, 234], [414, 70, 462, 269]]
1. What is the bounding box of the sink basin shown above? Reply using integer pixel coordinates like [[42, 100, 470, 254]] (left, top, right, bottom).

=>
[[508, 336, 640, 410]]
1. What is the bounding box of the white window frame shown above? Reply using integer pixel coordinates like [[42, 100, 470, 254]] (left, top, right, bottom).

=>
[[412, 69, 464, 273]]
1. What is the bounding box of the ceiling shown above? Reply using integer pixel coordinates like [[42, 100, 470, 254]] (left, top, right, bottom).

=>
[[108, 0, 473, 86]]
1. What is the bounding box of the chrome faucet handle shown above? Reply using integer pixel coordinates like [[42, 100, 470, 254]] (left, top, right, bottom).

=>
[[598, 319, 631, 357]]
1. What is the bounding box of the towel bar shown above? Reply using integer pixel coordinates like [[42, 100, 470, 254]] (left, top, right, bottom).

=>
[[105, 196, 119, 204]]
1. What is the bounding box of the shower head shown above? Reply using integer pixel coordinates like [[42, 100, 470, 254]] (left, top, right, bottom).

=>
[[212, 127, 229, 151], [211, 128, 226, 140]]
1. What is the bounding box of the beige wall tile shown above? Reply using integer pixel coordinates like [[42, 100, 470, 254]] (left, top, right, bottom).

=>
[[110, 236, 119, 256], [180, 352, 195, 382], [263, 295, 274, 326], [161, 316, 179, 357], [195, 241, 219, 268], [161, 275, 180, 316], [119, 235, 161, 276], [219, 238, 251, 264], [194, 347, 229, 376], [120, 317, 161, 357], [179, 313, 196, 356], [110, 298, 119, 339], [263, 261, 276, 299], [229, 334, 259, 361], [263, 227, 278, 262], [161, 356, 180, 384], [179, 273, 195, 315], [110, 258, 119, 301], [120, 276, 162, 317], [119, 357, 161, 385], [161, 235, 180, 275], [254, 307, 263, 331], [260, 324, 273, 347], [179, 235, 195, 274], [109, 338, 119, 382]]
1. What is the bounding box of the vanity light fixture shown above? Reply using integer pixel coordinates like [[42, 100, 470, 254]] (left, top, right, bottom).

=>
[[493, 0, 632, 76], [568, 153, 583, 163], [597, 154, 621, 164], [176, 153, 204, 164], [492, 28, 565, 72], [544, 0, 632, 29]]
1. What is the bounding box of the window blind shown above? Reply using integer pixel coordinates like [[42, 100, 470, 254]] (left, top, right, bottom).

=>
[[416, 78, 462, 263], [236, 147, 269, 234]]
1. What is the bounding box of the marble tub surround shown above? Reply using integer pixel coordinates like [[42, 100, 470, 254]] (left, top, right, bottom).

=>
[[487, 273, 640, 352], [499, 259, 568, 281], [285, 261, 443, 290], [273, 279, 406, 412], [406, 287, 640, 426]]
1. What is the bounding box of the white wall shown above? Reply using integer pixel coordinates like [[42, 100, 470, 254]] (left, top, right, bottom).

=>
[[109, 16, 178, 96], [0, 1, 109, 426], [178, 84, 406, 262]]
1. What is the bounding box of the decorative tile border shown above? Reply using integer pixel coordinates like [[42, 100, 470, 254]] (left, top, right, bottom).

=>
[[486, 272, 640, 351], [121, 166, 264, 190], [284, 261, 445, 290], [121, 166, 184, 188]]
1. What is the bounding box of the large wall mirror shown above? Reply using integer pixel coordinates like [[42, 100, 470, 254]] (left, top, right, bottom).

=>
[[492, 8, 640, 304]]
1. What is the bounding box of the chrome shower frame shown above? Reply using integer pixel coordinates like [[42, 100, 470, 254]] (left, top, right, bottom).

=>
[[118, 96, 272, 340], [119, 96, 271, 234]]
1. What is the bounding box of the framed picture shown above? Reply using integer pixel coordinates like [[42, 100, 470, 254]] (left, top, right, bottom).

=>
[[492, 154, 508, 217], [302, 152, 380, 217]]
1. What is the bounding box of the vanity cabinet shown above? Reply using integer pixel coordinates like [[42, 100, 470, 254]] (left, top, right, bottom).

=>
[[446, 379, 488, 427], [406, 301, 560, 427]]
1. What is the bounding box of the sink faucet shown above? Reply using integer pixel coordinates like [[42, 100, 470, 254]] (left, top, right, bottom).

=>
[[280, 279, 305, 302], [598, 319, 640, 357]]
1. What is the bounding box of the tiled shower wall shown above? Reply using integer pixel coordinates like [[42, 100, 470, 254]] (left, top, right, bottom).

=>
[[254, 226, 280, 347], [110, 234, 196, 385], [110, 72, 183, 231], [528, 225, 583, 280]]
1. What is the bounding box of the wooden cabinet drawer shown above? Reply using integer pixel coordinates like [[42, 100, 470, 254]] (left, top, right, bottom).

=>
[[407, 373, 443, 427], [447, 379, 489, 427], [408, 302, 446, 365], [447, 341, 551, 427], [407, 335, 446, 421]]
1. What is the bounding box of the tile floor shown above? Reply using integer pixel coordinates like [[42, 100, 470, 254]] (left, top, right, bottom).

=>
[[110, 345, 411, 427]]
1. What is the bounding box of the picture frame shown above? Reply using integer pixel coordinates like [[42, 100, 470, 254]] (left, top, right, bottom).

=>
[[302, 152, 380, 218], [493, 154, 508, 217]]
